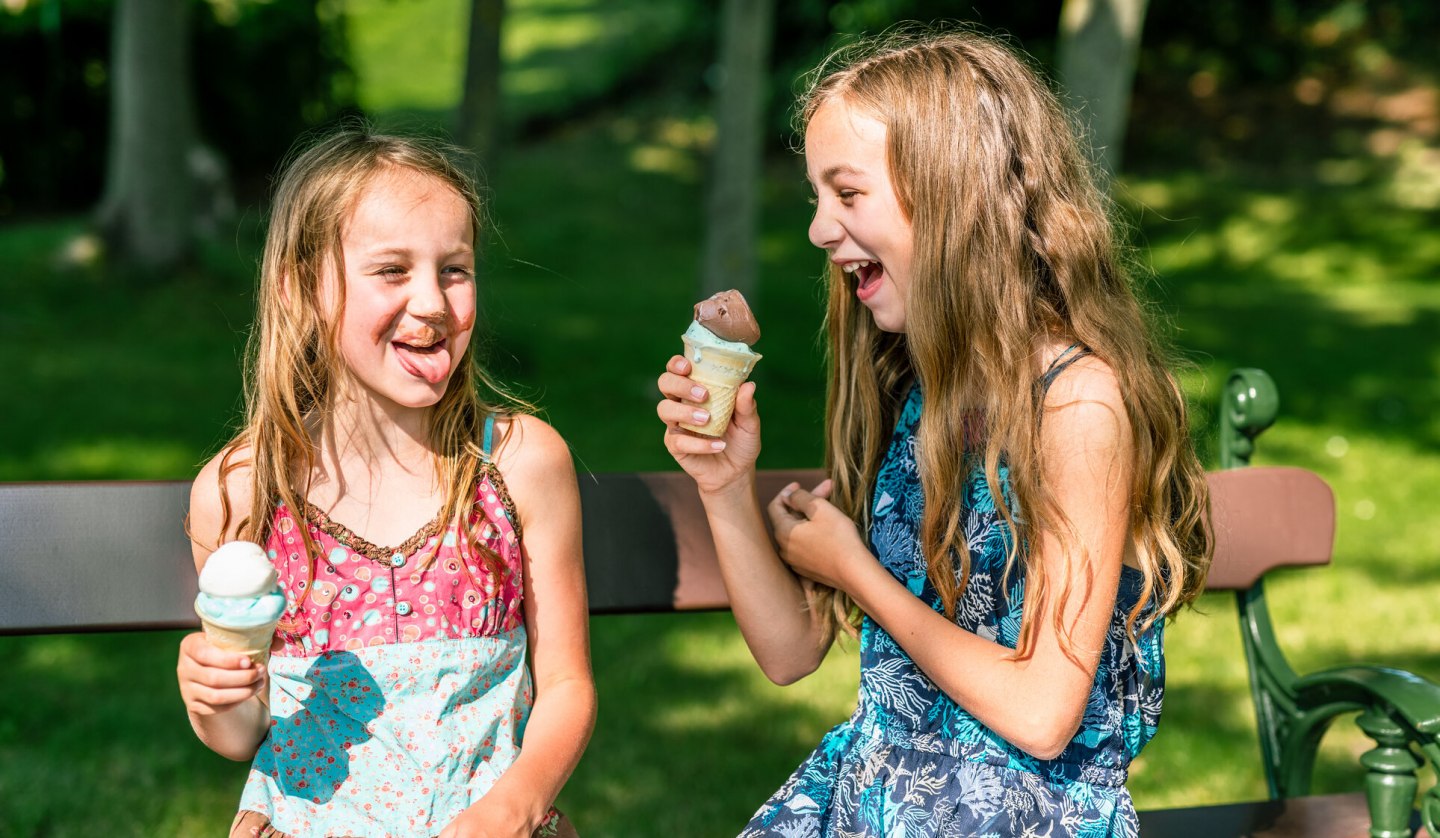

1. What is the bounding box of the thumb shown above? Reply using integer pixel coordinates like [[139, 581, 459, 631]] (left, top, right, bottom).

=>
[[780, 484, 821, 519], [733, 380, 758, 418]]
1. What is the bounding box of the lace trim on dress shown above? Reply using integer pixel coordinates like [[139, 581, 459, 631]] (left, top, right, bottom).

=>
[[299, 460, 521, 564], [301, 501, 446, 564]]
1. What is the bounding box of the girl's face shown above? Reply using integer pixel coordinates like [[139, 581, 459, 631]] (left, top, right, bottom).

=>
[[327, 167, 477, 413], [805, 97, 914, 333]]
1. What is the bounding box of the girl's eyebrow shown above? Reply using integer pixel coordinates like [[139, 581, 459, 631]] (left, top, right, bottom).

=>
[[805, 164, 865, 192], [360, 244, 475, 260], [820, 164, 864, 184]]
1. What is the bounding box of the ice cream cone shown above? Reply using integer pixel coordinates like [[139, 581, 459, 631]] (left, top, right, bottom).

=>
[[196, 604, 278, 665], [679, 335, 762, 437]]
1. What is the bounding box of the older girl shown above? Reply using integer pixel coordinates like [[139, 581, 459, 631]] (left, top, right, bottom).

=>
[[658, 29, 1210, 837]]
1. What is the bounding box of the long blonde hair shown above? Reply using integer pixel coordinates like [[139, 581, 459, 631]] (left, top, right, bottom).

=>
[[212, 125, 531, 600], [802, 29, 1212, 656]]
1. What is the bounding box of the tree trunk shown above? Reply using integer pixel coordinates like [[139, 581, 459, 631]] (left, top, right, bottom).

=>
[[95, 0, 199, 272], [456, 0, 505, 182], [1057, 0, 1149, 181], [699, 0, 774, 299]]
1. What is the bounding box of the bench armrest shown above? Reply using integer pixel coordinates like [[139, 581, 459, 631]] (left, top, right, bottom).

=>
[[1295, 666, 1440, 736]]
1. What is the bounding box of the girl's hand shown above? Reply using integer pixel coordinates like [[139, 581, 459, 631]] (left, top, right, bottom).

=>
[[767, 479, 868, 591], [176, 631, 267, 716], [656, 354, 761, 496], [437, 794, 542, 838]]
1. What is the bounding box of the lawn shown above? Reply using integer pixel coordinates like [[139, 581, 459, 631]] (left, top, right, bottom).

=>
[[2, 1, 1439, 836]]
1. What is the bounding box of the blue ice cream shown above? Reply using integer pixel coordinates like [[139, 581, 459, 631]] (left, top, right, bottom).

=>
[[195, 541, 286, 628]]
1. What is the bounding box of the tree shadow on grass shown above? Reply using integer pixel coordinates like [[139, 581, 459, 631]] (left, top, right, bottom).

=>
[[562, 611, 858, 837], [0, 617, 856, 838], [1127, 176, 1440, 455]]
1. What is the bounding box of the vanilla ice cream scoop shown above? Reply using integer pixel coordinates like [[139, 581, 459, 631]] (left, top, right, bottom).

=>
[[195, 540, 287, 640], [199, 540, 279, 598]]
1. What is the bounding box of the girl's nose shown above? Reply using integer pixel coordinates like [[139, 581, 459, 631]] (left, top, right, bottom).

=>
[[408, 271, 448, 321], [808, 206, 842, 250]]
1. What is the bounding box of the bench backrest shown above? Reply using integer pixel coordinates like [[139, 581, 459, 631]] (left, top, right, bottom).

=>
[[0, 466, 1333, 635]]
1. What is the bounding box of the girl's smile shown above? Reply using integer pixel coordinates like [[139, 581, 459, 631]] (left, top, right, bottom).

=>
[[805, 97, 914, 333]]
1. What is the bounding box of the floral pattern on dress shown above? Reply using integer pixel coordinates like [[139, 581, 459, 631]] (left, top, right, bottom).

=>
[[234, 459, 559, 837], [741, 381, 1164, 838]]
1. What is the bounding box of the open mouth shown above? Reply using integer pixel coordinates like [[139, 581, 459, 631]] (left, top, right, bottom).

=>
[[392, 337, 452, 384], [842, 259, 884, 298]]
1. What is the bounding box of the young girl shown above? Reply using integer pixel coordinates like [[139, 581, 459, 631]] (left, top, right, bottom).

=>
[[657, 29, 1211, 837], [176, 127, 595, 838]]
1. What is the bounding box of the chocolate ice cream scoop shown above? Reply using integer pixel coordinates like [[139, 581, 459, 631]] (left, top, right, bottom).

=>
[[693, 290, 761, 345]]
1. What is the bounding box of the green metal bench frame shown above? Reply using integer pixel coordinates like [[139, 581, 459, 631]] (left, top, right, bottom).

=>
[[1219, 368, 1440, 837]]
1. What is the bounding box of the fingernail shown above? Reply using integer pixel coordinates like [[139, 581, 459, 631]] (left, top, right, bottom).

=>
[[691, 386, 706, 400], [710, 440, 726, 450], [692, 410, 710, 423]]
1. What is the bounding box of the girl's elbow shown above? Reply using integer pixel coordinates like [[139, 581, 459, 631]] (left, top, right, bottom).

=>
[[1012, 711, 1084, 761], [759, 655, 821, 686]]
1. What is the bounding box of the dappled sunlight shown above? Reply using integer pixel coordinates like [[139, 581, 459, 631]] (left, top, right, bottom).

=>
[[0, 438, 199, 482]]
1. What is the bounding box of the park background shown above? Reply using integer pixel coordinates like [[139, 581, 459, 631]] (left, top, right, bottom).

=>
[[2, 0, 1439, 835]]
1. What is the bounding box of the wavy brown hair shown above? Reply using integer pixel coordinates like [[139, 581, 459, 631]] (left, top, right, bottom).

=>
[[209, 126, 532, 610], [801, 29, 1212, 657]]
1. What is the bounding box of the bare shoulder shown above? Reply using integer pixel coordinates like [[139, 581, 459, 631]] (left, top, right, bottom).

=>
[[1040, 352, 1131, 452], [189, 443, 255, 568], [491, 414, 579, 513]]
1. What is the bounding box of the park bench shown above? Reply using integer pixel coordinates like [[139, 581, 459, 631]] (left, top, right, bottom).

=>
[[2, 368, 1437, 837]]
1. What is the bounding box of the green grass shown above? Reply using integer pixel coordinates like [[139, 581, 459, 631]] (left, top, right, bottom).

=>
[[4, 2, 1440, 836]]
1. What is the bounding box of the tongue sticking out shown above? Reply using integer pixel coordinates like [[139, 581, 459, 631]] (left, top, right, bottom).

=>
[[394, 342, 452, 384]]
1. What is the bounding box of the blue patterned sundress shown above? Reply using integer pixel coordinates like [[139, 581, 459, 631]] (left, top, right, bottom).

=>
[[740, 368, 1164, 837]]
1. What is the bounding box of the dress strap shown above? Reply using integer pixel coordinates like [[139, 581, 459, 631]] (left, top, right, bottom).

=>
[[482, 414, 496, 461], [1041, 343, 1090, 389]]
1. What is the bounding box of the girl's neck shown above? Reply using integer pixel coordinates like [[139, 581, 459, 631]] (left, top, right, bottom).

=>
[[319, 380, 435, 463], [303, 394, 445, 539]]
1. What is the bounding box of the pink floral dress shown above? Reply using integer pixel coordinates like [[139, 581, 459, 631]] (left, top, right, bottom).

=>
[[232, 436, 561, 837]]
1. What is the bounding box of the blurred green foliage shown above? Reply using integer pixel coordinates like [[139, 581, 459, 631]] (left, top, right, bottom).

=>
[[0, 0, 356, 216]]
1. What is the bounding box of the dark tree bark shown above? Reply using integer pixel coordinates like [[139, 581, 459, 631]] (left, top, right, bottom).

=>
[[699, 0, 775, 298], [456, 0, 505, 182], [95, 0, 200, 271], [1057, 0, 1149, 181]]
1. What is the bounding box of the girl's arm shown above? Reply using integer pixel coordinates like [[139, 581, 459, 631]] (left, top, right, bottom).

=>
[[773, 358, 1133, 759], [657, 356, 833, 684], [176, 448, 272, 761], [445, 415, 596, 837]]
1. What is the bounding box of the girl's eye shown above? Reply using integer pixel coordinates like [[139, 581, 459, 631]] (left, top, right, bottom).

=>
[[838, 190, 858, 202], [377, 266, 407, 277], [443, 265, 473, 278]]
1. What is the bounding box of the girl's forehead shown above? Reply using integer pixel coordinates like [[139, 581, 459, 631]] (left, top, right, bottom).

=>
[[805, 98, 887, 173], [342, 168, 470, 235]]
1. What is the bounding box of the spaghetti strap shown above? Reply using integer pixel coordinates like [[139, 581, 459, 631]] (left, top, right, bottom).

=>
[[482, 414, 495, 460], [1041, 343, 1090, 388]]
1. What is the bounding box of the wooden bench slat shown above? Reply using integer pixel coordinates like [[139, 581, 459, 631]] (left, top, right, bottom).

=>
[[1137, 791, 1428, 837], [1205, 466, 1336, 591], [0, 465, 1336, 633], [0, 481, 195, 634]]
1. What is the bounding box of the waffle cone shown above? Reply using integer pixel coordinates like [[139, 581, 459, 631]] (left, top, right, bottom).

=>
[[196, 604, 278, 665], [679, 336, 761, 437]]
